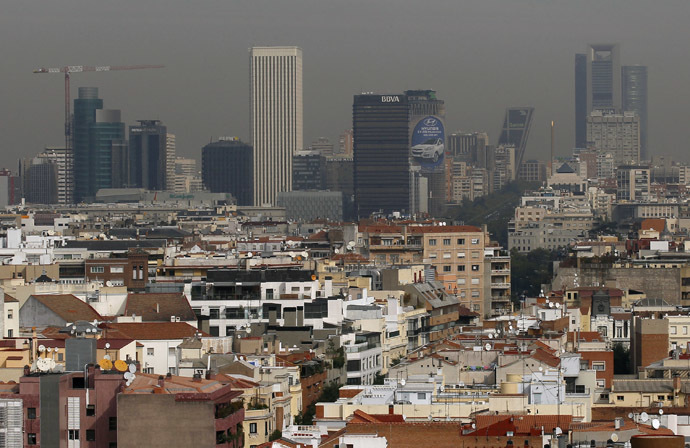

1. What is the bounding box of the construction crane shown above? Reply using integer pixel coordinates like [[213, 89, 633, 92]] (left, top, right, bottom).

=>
[[33, 64, 164, 151]]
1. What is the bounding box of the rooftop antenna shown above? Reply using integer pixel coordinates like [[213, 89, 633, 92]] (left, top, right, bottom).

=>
[[550, 120, 555, 176]]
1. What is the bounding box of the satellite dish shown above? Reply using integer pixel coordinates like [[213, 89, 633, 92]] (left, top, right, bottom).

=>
[[400, 379, 406, 386], [92, 319, 99, 326], [106, 281, 113, 287], [38, 345, 45, 352], [538, 367, 544, 372], [659, 409, 664, 415], [440, 385, 445, 392], [46, 347, 52, 353], [549, 302, 555, 308], [105, 343, 111, 349], [128, 363, 137, 374], [555, 303, 561, 309], [301, 251, 308, 258], [611, 434, 619, 443], [114, 360, 128, 372], [247, 252, 253, 258], [334, 248, 340, 254], [561, 348, 566, 353], [104, 354, 111, 361], [99, 359, 113, 370], [555, 427, 563, 435], [652, 419, 660, 430], [124, 371, 133, 380], [36, 358, 49, 372], [484, 343, 491, 351], [489, 334, 494, 339], [640, 412, 649, 422], [628, 413, 634, 419], [471, 423, 476, 429], [402, 414, 407, 421], [245, 327, 251, 334]]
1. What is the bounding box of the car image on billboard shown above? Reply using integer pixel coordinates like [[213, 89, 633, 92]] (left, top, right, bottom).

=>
[[411, 116, 445, 172]]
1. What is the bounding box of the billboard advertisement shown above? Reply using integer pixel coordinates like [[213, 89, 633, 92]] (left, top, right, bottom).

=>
[[411, 115, 445, 173]]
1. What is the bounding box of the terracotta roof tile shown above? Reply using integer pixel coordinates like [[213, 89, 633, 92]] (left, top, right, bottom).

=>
[[100, 322, 206, 340], [29, 294, 102, 322], [124, 293, 196, 322]]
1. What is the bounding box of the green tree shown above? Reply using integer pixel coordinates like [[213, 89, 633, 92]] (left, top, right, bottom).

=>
[[269, 430, 282, 441], [373, 372, 385, 385]]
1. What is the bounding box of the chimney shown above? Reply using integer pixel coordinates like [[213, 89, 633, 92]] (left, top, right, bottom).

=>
[[156, 303, 160, 314], [158, 375, 165, 388], [192, 373, 202, 382], [614, 417, 623, 430], [23, 365, 30, 377], [674, 374, 681, 396]]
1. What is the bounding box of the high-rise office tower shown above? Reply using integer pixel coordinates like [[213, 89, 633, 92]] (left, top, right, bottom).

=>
[[201, 137, 253, 206], [165, 133, 176, 191], [38, 147, 73, 204], [128, 120, 169, 191], [73, 87, 103, 202], [90, 109, 125, 196], [586, 44, 621, 113], [20, 157, 58, 204], [353, 94, 410, 218], [622, 65, 648, 160], [497, 107, 534, 171], [292, 150, 325, 191], [250, 46, 303, 206], [337, 129, 354, 156], [0, 170, 20, 207], [407, 90, 446, 217], [586, 110, 640, 166], [575, 53, 588, 148]]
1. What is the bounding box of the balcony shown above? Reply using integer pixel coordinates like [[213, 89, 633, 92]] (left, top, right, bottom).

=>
[[491, 269, 511, 275], [491, 282, 510, 289]]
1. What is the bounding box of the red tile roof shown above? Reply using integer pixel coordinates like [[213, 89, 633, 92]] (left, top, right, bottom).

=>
[[476, 415, 573, 435], [530, 348, 561, 368], [99, 322, 206, 340], [124, 293, 196, 322], [29, 294, 102, 322], [350, 410, 405, 423]]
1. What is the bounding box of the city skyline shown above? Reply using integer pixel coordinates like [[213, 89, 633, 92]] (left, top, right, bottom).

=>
[[2, 0, 690, 170]]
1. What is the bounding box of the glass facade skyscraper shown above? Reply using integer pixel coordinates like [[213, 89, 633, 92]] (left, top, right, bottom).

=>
[[89, 109, 125, 196], [622, 65, 648, 160], [353, 94, 410, 218], [586, 44, 621, 113], [73, 87, 103, 202]]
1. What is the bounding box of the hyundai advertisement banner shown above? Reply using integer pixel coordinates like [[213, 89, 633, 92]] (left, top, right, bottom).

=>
[[411, 115, 445, 173]]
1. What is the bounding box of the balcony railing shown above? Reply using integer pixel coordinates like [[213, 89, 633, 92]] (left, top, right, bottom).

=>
[[491, 282, 511, 288]]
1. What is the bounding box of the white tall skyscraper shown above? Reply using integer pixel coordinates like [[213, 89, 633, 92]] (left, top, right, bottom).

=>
[[250, 46, 303, 206]]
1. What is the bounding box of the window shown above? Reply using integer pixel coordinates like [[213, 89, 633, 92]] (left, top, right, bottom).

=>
[[684, 326, 688, 335], [457, 265, 465, 272], [600, 393, 609, 401], [457, 238, 465, 245], [249, 423, 258, 434], [27, 434, 36, 445], [6, 330, 12, 338], [417, 393, 426, 399], [472, 251, 479, 258], [443, 266, 451, 272], [110, 266, 124, 274], [28, 407, 36, 419], [671, 326, 677, 335], [168, 347, 176, 356], [90, 266, 104, 273], [443, 252, 451, 259], [86, 430, 95, 441], [68, 430, 79, 440], [109, 417, 117, 431], [658, 395, 665, 401], [429, 253, 437, 259], [168, 367, 176, 375], [58, 353, 64, 362], [592, 361, 605, 371], [147, 348, 154, 356], [209, 326, 219, 337], [457, 252, 465, 258], [617, 395, 624, 401], [471, 290, 480, 298], [7, 312, 12, 320], [471, 265, 480, 271], [471, 238, 479, 244], [428, 239, 437, 246], [471, 278, 480, 285], [209, 308, 220, 319], [443, 238, 451, 246], [86, 404, 95, 416]]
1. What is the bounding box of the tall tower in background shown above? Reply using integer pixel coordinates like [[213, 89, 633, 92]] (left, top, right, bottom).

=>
[[586, 44, 621, 113], [89, 109, 125, 197], [128, 120, 169, 191], [73, 87, 103, 203], [574, 53, 587, 149], [250, 46, 303, 206], [353, 94, 410, 219], [622, 65, 648, 160], [165, 133, 176, 191]]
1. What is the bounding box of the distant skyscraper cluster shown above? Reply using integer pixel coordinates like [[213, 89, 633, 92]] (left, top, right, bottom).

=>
[[575, 44, 648, 162]]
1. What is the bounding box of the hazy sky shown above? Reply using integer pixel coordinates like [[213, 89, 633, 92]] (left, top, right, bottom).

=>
[[2, 0, 690, 170]]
